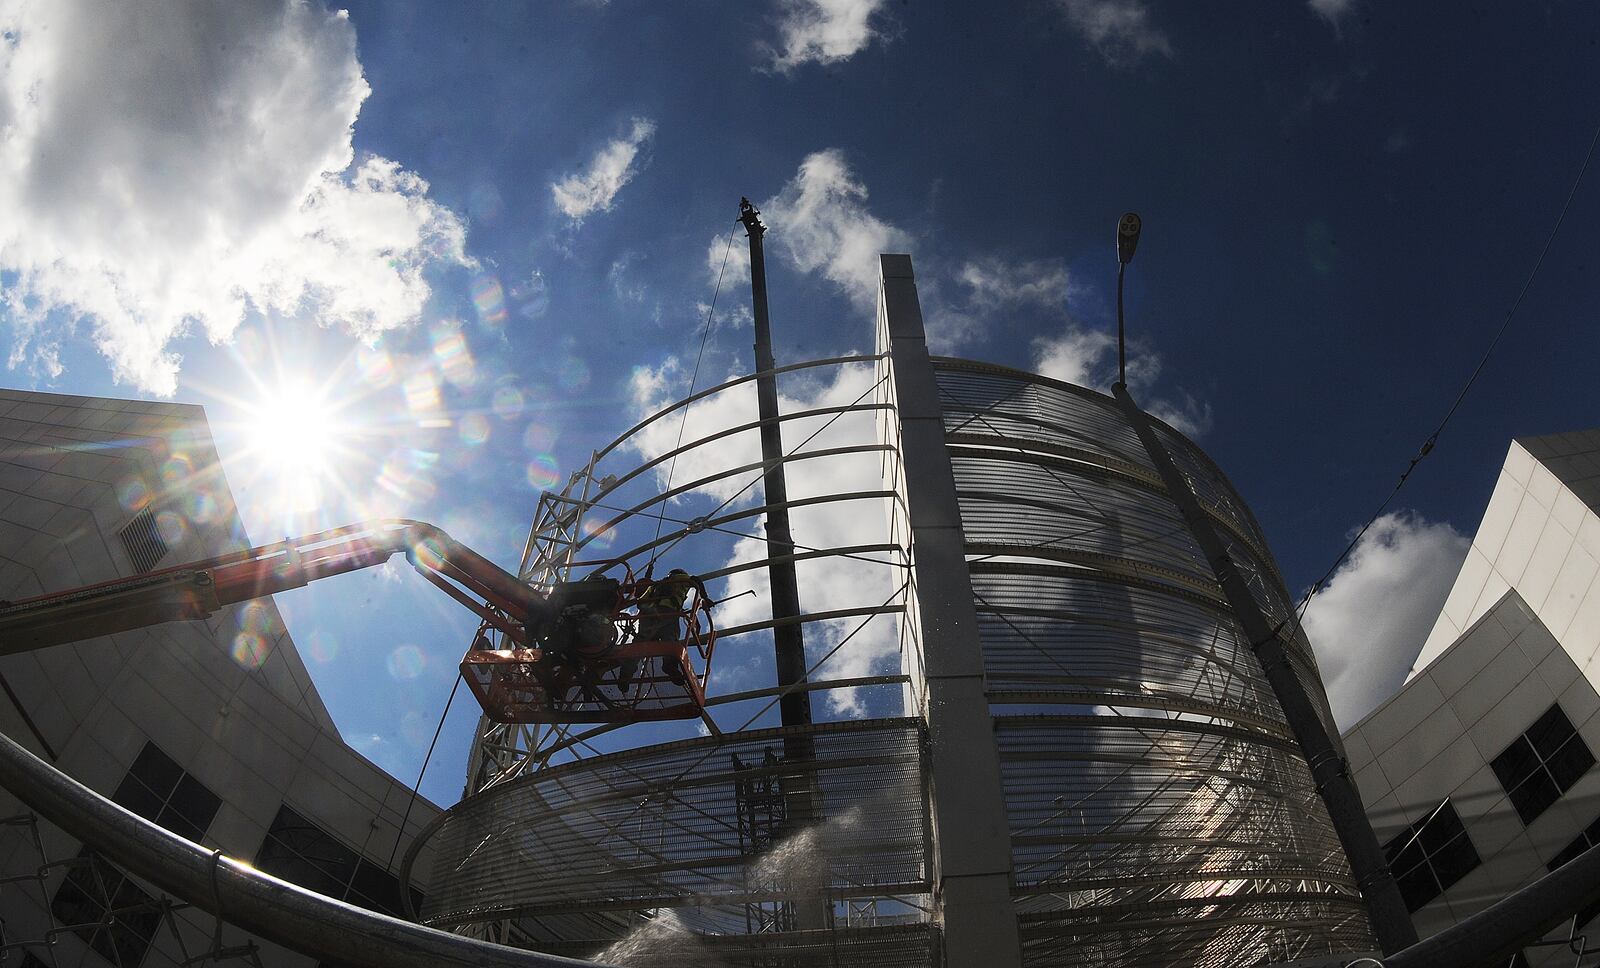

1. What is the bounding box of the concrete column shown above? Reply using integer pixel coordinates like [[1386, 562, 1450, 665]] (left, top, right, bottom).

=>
[[875, 254, 1023, 968]]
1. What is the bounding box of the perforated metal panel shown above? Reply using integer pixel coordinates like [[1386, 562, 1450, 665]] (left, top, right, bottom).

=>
[[931, 359, 1374, 967], [421, 719, 932, 963]]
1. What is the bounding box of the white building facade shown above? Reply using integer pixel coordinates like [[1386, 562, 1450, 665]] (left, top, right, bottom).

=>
[[0, 388, 440, 968], [1343, 430, 1600, 965]]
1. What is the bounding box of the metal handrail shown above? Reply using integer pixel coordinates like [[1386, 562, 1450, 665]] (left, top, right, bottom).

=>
[[0, 726, 606, 968]]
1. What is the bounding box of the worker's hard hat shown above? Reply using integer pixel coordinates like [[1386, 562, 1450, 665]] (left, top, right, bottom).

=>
[[669, 568, 688, 576]]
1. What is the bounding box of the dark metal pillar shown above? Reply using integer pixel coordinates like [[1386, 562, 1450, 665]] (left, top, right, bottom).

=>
[[739, 198, 813, 731], [739, 198, 828, 933], [1111, 382, 1419, 954]]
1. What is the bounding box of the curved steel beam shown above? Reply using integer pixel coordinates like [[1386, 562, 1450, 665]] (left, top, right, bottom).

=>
[[0, 727, 606, 968]]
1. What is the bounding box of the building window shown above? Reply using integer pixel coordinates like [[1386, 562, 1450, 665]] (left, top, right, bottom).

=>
[[50, 848, 162, 967], [1383, 799, 1480, 912], [1549, 814, 1600, 871], [118, 507, 170, 573], [1491, 703, 1595, 826], [112, 742, 222, 843], [1548, 813, 1600, 930], [254, 805, 422, 917]]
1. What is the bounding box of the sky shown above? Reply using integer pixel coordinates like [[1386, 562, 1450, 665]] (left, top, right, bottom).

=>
[[1, 0, 1597, 807]]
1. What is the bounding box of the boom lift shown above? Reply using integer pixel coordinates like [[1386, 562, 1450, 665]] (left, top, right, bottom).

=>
[[0, 519, 715, 725]]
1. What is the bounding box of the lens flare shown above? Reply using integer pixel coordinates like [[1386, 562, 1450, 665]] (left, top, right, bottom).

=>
[[403, 371, 441, 414], [155, 510, 187, 547], [522, 421, 559, 452], [376, 449, 438, 504], [357, 345, 396, 387], [239, 601, 279, 636], [185, 492, 218, 524], [471, 272, 507, 327], [117, 477, 151, 512], [231, 632, 269, 669], [410, 534, 446, 571], [387, 644, 427, 680], [492, 386, 526, 419], [581, 518, 615, 550], [307, 630, 339, 664], [160, 454, 193, 485], [459, 413, 490, 446], [431, 326, 477, 387], [557, 356, 590, 390], [526, 455, 560, 490]]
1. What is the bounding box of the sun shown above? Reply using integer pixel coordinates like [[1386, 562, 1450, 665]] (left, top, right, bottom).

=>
[[242, 383, 347, 513]]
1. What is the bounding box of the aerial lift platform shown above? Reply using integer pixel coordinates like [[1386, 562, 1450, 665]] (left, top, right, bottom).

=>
[[0, 519, 715, 725]]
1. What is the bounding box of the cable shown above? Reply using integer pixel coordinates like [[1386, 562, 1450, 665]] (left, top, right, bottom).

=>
[[647, 224, 739, 567], [1296, 113, 1600, 622], [385, 673, 462, 873]]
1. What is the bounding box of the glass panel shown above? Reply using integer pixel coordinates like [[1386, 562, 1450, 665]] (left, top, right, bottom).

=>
[[1428, 833, 1481, 890], [1395, 863, 1440, 913], [157, 807, 205, 844], [1384, 822, 1426, 868], [111, 775, 166, 823], [1417, 804, 1464, 854], [1527, 705, 1576, 760], [1492, 737, 1538, 790], [128, 742, 183, 798], [350, 860, 404, 915], [1546, 737, 1595, 792], [1509, 772, 1560, 825], [256, 834, 348, 898], [168, 773, 223, 832], [256, 806, 364, 899]]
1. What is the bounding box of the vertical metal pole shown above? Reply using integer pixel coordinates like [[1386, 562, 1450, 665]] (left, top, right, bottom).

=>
[[739, 198, 813, 731], [1112, 381, 1419, 954], [739, 198, 828, 932]]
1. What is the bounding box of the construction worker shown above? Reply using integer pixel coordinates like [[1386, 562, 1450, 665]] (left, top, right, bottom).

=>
[[618, 568, 710, 691]]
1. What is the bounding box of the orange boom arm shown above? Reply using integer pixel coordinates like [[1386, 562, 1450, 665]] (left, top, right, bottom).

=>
[[0, 520, 555, 656]]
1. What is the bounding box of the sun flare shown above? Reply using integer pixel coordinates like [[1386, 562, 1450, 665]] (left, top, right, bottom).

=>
[[243, 383, 348, 514]]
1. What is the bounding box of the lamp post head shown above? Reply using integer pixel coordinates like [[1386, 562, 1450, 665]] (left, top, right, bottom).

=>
[[739, 197, 765, 236], [1117, 212, 1142, 265]]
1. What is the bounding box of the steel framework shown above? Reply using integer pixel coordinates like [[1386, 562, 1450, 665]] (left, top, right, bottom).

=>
[[926, 357, 1377, 966], [434, 255, 1380, 967]]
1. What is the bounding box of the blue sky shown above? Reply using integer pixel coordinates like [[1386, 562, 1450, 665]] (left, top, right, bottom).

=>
[[1, 0, 1597, 806]]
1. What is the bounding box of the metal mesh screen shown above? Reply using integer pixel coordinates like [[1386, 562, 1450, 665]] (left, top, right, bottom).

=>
[[421, 719, 931, 961], [929, 359, 1377, 966]]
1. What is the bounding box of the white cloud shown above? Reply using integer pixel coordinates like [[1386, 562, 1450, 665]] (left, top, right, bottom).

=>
[[958, 258, 1073, 310], [608, 253, 647, 302], [1301, 512, 1470, 729], [0, 0, 470, 395], [550, 118, 656, 221], [1031, 322, 1211, 436], [1054, 0, 1172, 65], [768, 0, 887, 72], [921, 304, 980, 356], [1308, 0, 1355, 25], [763, 150, 910, 312], [625, 358, 899, 716], [1034, 326, 1118, 389], [707, 229, 752, 289]]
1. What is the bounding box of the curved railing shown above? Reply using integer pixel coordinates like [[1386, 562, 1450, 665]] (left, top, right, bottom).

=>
[[412, 719, 932, 965], [449, 354, 929, 960]]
